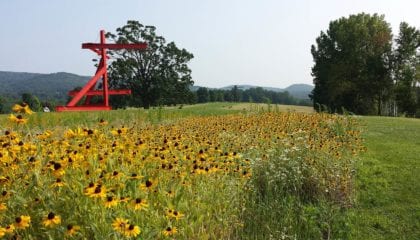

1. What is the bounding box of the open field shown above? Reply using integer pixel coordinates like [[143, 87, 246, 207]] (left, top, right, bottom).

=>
[[0, 103, 418, 239], [349, 117, 420, 239]]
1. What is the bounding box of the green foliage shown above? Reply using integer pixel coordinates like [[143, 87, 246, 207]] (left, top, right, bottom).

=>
[[311, 13, 393, 115], [22, 93, 42, 112], [0, 96, 5, 113], [393, 22, 420, 117], [231, 85, 241, 102], [196, 87, 209, 103], [106, 20, 195, 109]]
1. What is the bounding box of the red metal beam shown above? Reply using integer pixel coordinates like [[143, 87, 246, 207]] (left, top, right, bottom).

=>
[[56, 30, 147, 112], [66, 67, 107, 107], [82, 43, 148, 50], [68, 89, 131, 96]]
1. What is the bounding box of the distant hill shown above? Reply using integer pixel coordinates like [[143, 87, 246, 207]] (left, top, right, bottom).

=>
[[0, 71, 313, 103], [284, 84, 313, 99], [220, 85, 284, 92], [0, 71, 89, 102]]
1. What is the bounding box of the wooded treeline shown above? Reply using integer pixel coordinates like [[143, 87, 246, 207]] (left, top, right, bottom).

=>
[[311, 13, 419, 117]]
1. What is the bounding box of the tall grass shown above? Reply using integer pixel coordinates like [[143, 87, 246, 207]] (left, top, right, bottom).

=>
[[237, 113, 362, 239]]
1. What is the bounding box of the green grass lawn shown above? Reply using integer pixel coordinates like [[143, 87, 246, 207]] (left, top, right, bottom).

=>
[[349, 116, 420, 239]]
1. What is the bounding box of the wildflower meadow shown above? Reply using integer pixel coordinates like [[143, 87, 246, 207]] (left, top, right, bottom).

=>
[[0, 103, 363, 239]]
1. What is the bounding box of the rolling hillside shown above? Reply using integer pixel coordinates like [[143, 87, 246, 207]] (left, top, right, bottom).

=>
[[0, 71, 89, 102]]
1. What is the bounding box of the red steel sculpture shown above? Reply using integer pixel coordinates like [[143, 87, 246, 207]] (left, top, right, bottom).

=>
[[56, 30, 147, 111]]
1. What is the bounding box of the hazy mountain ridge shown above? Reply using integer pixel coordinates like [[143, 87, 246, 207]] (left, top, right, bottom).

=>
[[0, 71, 313, 101], [0, 71, 89, 102]]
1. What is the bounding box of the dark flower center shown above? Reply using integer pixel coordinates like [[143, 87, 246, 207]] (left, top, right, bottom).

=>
[[129, 224, 135, 230], [67, 224, 73, 230], [53, 162, 62, 170], [15, 217, 22, 223], [145, 180, 152, 187], [48, 212, 55, 219], [135, 198, 142, 204]]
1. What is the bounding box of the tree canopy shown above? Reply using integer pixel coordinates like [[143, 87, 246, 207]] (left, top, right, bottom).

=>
[[106, 20, 194, 109], [311, 13, 393, 115], [394, 22, 420, 116], [311, 13, 420, 116]]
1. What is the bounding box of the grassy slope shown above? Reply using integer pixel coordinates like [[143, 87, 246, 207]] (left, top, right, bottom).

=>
[[350, 117, 420, 239]]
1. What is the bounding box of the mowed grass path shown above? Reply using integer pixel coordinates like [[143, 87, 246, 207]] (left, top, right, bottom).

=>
[[350, 117, 420, 239]]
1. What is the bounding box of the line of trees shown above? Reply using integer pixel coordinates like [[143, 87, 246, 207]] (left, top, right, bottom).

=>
[[195, 86, 311, 106], [311, 13, 419, 117]]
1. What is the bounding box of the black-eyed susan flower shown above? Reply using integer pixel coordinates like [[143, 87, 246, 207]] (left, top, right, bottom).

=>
[[51, 162, 65, 177], [108, 170, 121, 179], [104, 196, 118, 208], [98, 118, 108, 126], [89, 185, 107, 198], [51, 178, 65, 188], [42, 212, 61, 227], [166, 190, 175, 197], [12, 103, 33, 115], [83, 182, 96, 195], [111, 127, 128, 136], [0, 202, 7, 211], [8, 114, 28, 124], [140, 179, 157, 191], [112, 217, 128, 233], [129, 173, 143, 180], [124, 224, 141, 237], [4, 224, 14, 234], [166, 209, 185, 220], [14, 215, 31, 229], [66, 224, 80, 236], [162, 226, 177, 236], [132, 198, 149, 210]]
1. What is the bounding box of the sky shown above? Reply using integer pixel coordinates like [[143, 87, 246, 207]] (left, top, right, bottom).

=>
[[0, 0, 419, 89]]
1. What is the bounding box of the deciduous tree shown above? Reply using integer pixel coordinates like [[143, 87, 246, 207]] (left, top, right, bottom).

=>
[[311, 13, 393, 115], [393, 22, 420, 116], [106, 21, 194, 109]]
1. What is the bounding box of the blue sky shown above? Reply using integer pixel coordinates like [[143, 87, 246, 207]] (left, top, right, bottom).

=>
[[0, 0, 419, 88]]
